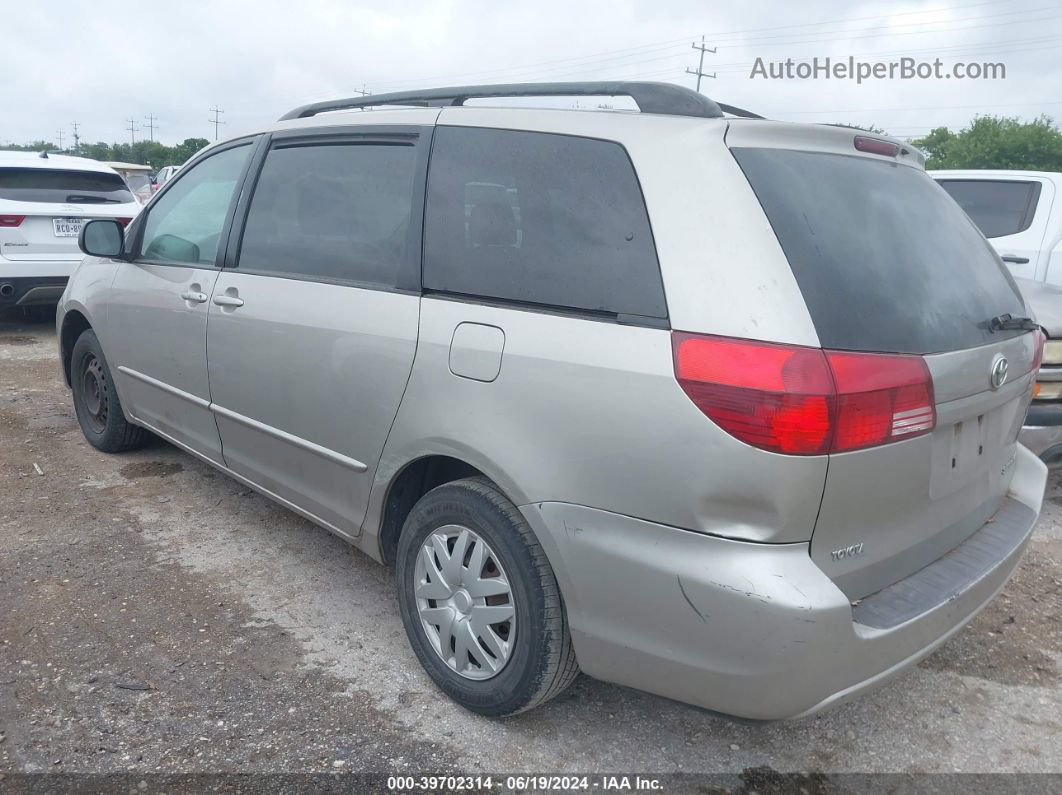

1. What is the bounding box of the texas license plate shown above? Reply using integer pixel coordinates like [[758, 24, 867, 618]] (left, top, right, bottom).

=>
[[53, 218, 84, 237]]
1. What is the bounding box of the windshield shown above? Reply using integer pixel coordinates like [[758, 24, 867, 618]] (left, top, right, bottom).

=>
[[0, 168, 135, 204], [732, 148, 1026, 354]]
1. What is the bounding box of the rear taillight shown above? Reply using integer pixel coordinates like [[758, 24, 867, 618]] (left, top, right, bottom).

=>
[[1031, 329, 1046, 373], [115, 217, 133, 228], [672, 332, 936, 455], [0, 214, 26, 227], [826, 351, 935, 452]]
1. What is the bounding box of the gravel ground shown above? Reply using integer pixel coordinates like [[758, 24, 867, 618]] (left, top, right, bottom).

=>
[[1, 312, 1060, 784]]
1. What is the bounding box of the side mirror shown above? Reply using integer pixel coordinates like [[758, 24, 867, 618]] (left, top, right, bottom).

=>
[[79, 219, 125, 258]]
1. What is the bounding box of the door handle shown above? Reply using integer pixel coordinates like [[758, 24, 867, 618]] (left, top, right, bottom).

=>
[[213, 294, 244, 308], [180, 290, 208, 303], [1002, 255, 1030, 264]]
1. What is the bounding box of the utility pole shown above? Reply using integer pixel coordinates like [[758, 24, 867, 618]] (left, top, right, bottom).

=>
[[686, 35, 717, 92], [56, 129, 64, 150], [71, 121, 80, 154], [208, 106, 225, 140], [144, 113, 158, 142], [126, 118, 139, 145], [354, 84, 371, 96]]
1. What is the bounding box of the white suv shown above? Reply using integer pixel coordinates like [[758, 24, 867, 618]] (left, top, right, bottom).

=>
[[0, 151, 140, 309]]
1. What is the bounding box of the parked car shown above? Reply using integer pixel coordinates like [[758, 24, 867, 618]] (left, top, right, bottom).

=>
[[153, 164, 181, 192], [1012, 276, 1062, 466], [932, 171, 1062, 466], [58, 82, 1047, 720], [0, 151, 138, 309], [103, 161, 154, 205]]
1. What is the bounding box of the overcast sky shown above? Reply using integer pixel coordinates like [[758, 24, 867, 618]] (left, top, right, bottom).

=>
[[3, 0, 1060, 147]]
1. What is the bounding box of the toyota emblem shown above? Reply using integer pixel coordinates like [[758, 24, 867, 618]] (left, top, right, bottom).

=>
[[990, 355, 1009, 390]]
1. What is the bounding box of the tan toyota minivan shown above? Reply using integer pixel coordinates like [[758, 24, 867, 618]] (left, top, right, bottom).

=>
[[57, 82, 1047, 719]]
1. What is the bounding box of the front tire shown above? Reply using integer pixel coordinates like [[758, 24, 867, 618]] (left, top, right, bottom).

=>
[[71, 329, 148, 453], [396, 477, 579, 716]]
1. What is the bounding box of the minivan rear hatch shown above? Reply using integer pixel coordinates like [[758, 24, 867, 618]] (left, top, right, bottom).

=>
[[727, 122, 1040, 600]]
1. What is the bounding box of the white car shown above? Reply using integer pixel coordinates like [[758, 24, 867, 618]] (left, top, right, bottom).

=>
[[932, 170, 1062, 466], [931, 170, 1062, 285], [154, 164, 181, 190], [1, 151, 140, 308]]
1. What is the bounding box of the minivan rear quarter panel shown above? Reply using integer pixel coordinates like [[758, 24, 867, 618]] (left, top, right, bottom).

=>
[[368, 294, 829, 547]]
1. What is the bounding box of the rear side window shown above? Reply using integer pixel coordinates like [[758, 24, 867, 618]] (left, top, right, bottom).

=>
[[0, 168, 134, 204], [936, 179, 1042, 239], [423, 126, 667, 321], [238, 142, 417, 289], [733, 148, 1026, 354]]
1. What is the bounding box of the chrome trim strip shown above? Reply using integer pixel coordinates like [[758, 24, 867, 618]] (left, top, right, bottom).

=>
[[124, 414, 358, 542], [210, 403, 368, 473], [117, 366, 211, 409]]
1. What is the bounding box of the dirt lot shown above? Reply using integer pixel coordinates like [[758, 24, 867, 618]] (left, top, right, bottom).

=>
[[1, 312, 1061, 782]]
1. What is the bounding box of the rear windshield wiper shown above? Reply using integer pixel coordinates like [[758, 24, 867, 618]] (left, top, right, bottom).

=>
[[65, 194, 120, 204], [989, 313, 1040, 332]]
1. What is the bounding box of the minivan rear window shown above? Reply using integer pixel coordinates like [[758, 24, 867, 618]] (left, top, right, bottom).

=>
[[0, 168, 135, 204], [733, 148, 1026, 354], [424, 127, 667, 322]]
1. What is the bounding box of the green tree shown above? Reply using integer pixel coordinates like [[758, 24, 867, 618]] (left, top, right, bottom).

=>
[[912, 126, 954, 166], [913, 115, 1062, 170], [3, 136, 211, 170]]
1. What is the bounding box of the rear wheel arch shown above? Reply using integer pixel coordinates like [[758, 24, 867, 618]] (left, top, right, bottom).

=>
[[60, 309, 93, 387], [378, 454, 489, 565]]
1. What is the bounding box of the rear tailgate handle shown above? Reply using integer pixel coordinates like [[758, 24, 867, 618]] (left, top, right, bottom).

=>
[[180, 290, 208, 303], [212, 293, 244, 308], [1001, 255, 1030, 264]]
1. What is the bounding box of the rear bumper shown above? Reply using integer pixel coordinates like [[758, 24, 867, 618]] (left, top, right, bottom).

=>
[[0, 276, 68, 307], [520, 445, 1046, 720]]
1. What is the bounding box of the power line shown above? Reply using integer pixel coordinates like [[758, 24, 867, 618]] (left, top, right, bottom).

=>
[[413, 6, 1056, 87], [698, 0, 1014, 40], [365, 0, 1015, 89], [144, 114, 158, 142], [126, 118, 139, 145], [713, 6, 1062, 49], [208, 106, 225, 140], [686, 36, 716, 92], [708, 32, 1062, 71], [354, 0, 1011, 90]]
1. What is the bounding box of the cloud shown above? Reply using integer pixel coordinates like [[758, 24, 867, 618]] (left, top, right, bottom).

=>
[[2, 0, 1059, 146]]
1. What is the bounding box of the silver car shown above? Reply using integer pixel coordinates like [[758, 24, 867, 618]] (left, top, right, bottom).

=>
[[57, 82, 1047, 720]]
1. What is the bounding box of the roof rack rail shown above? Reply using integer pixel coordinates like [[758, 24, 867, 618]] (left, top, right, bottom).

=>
[[278, 81, 728, 121]]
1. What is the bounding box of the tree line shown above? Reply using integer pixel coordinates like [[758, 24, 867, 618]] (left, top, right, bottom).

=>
[[4, 114, 1061, 173], [0, 138, 210, 171], [911, 115, 1062, 171]]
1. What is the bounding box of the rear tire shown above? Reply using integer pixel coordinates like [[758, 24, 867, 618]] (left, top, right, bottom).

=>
[[396, 477, 579, 716], [71, 329, 148, 453]]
